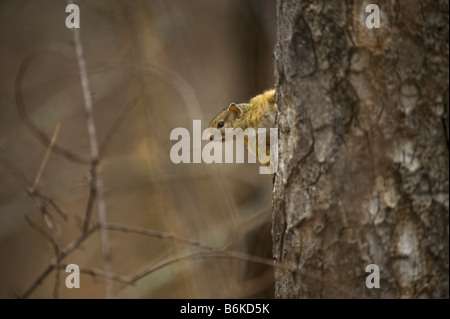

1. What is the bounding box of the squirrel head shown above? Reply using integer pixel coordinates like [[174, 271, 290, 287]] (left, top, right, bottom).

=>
[[208, 103, 244, 141]]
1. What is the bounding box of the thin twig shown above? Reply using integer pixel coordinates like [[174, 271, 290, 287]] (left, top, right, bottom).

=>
[[70, 14, 113, 298], [42, 209, 63, 252], [127, 251, 217, 286], [29, 144, 65, 262], [34, 192, 68, 220], [126, 251, 268, 287], [20, 264, 55, 299], [28, 136, 65, 254], [50, 252, 273, 293], [105, 223, 222, 251], [20, 224, 99, 298], [57, 265, 130, 285], [61, 224, 100, 257], [32, 122, 61, 193], [82, 165, 96, 232], [46, 204, 63, 299], [1, 158, 68, 220], [83, 91, 137, 233]]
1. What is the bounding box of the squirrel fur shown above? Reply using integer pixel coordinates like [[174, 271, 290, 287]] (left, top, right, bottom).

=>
[[208, 89, 277, 167]]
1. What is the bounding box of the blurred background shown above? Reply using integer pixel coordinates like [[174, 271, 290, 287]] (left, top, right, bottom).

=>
[[0, 0, 277, 298]]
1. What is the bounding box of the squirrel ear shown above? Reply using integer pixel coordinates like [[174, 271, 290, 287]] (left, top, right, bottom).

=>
[[228, 103, 242, 117]]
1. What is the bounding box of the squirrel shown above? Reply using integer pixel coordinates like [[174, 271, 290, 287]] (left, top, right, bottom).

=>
[[208, 89, 277, 171]]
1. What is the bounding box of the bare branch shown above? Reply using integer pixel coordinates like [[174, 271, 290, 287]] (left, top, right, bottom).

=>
[[20, 264, 55, 299], [50, 250, 359, 298], [82, 96, 137, 232], [34, 192, 68, 220], [127, 251, 218, 286], [22, 216, 361, 299], [42, 210, 63, 253], [60, 224, 99, 257], [20, 224, 99, 298], [1, 159, 68, 220], [57, 265, 130, 285], [105, 223, 222, 251], [70, 16, 113, 298]]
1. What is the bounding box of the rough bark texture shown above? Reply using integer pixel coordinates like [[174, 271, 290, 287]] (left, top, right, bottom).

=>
[[273, 0, 449, 298]]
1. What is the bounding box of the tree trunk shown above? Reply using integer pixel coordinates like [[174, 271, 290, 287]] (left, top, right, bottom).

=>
[[272, 0, 449, 298]]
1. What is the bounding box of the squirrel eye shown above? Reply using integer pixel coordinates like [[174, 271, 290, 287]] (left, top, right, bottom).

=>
[[217, 121, 224, 128]]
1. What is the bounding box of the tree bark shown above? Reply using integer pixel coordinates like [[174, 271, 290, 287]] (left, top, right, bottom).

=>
[[273, 0, 449, 298]]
